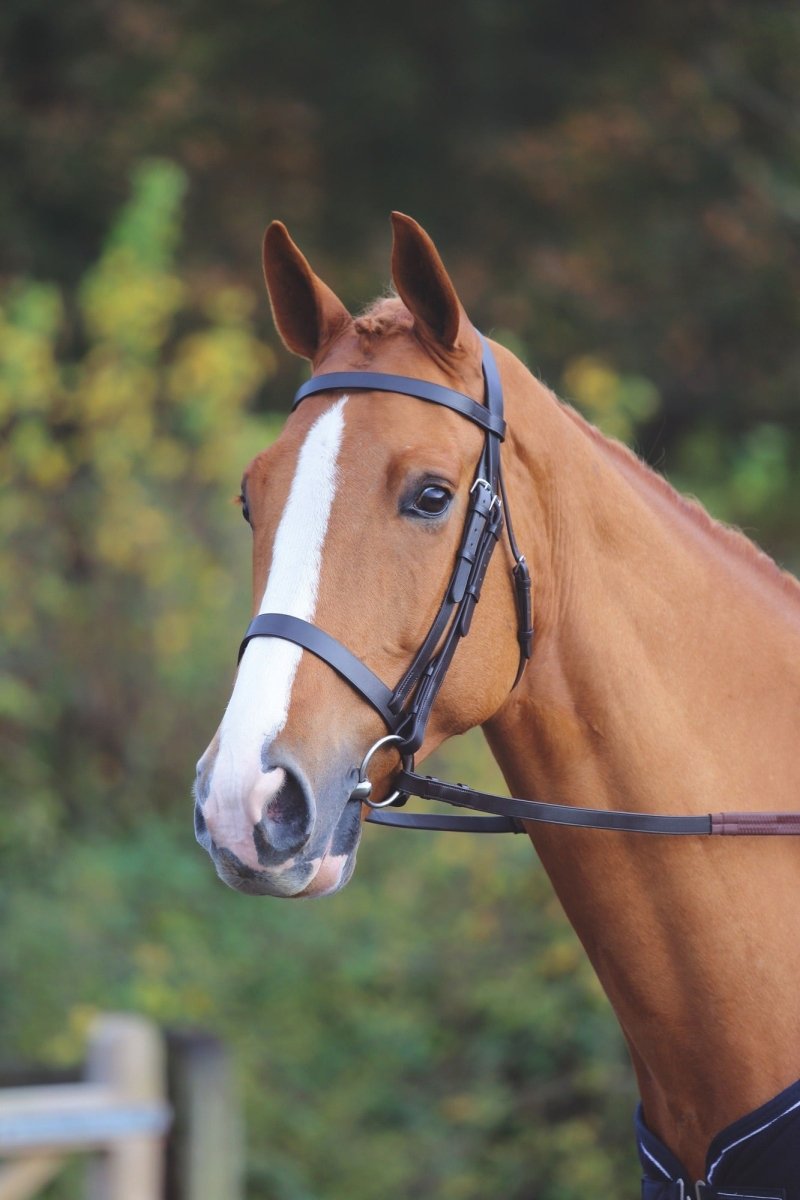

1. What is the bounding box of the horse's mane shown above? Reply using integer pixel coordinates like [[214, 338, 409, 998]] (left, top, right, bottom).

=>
[[560, 401, 800, 608]]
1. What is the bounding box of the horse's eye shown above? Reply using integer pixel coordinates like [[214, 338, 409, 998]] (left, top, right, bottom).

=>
[[411, 484, 452, 518], [240, 494, 251, 525]]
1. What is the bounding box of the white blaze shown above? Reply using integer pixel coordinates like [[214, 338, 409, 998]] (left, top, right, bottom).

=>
[[213, 398, 348, 799]]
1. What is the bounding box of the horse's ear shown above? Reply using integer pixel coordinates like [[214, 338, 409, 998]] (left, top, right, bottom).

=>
[[390, 212, 469, 351], [262, 222, 351, 361]]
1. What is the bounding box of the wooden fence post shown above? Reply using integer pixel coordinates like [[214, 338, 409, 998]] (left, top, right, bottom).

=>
[[164, 1031, 242, 1200], [0, 1154, 63, 1200], [85, 1014, 167, 1200]]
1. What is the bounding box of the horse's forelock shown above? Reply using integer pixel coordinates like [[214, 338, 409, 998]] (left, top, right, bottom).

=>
[[353, 295, 412, 339]]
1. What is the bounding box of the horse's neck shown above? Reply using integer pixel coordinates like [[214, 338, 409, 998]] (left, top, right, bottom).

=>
[[487, 385, 800, 1178]]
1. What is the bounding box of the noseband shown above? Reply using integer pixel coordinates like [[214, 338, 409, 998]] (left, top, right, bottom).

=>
[[237, 334, 800, 840]]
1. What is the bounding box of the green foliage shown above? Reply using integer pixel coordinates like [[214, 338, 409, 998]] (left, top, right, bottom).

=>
[[3, 811, 635, 1200], [670, 421, 800, 569], [0, 160, 277, 856], [562, 355, 661, 444], [3, 0, 800, 478]]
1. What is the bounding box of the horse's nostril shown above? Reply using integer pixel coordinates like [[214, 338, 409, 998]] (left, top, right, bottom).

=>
[[258, 767, 315, 856], [194, 755, 213, 805], [194, 802, 209, 847]]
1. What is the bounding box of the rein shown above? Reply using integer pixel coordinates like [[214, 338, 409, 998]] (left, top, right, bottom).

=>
[[369, 771, 800, 837], [238, 333, 800, 840]]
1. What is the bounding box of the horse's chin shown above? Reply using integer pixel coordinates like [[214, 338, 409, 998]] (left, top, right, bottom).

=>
[[208, 797, 362, 899], [293, 789, 363, 897], [211, 844, 358, 898], [297, 846, 358, 897]]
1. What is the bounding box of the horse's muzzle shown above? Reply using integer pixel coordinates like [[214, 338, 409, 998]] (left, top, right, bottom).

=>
[[193, 755, 362, 898]]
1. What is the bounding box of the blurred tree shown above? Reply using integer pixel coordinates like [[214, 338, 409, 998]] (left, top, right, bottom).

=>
[[0, 159, 277, 851], [1, 0, 797, 561]]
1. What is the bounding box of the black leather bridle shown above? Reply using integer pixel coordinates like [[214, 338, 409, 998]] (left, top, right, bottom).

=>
[[237, 332, 800, 840]]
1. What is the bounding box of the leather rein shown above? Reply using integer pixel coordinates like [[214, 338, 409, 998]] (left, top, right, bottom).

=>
[[238, 333, 800, 839]]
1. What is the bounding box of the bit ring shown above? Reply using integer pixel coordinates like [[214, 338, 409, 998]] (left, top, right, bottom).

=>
[[351, 734, 413, 808]]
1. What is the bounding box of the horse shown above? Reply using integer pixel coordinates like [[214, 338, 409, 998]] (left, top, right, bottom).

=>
[[194, 213, 800, 1197]]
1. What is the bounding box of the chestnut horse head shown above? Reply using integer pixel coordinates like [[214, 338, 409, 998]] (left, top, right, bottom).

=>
[[194, 214, 524, 898]]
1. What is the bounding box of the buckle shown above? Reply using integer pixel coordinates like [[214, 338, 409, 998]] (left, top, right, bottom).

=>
[[470, 476, 491, 495], [470, 476, 501, 511]]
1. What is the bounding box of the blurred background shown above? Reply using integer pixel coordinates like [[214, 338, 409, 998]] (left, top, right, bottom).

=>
[[1, 1, 799, 1196]]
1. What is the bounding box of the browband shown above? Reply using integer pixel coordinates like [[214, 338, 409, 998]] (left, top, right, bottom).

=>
[[293, 371, 507, 438]]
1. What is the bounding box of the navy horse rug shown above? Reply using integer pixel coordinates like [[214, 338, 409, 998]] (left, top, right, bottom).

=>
[[638, 1078, 800, 1199]]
